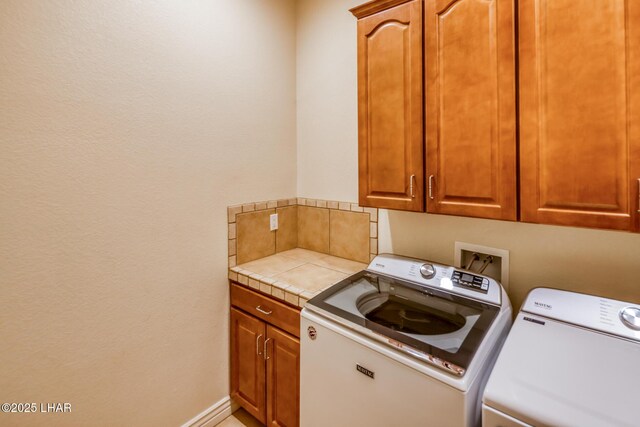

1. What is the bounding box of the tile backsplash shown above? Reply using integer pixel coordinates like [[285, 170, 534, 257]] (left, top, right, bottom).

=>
[[236, 209, 276, 264], [275, 205, 297, 252], [329, 209, 370, 263], [298, 205, 330, 253], [227, 198, 378, 267]]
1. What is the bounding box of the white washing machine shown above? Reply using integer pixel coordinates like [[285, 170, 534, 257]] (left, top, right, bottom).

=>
[[300, 254, 512, 427], [483, 287, 640, 427]]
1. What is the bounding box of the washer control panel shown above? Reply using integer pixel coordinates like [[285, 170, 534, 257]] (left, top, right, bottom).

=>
[[366, 253, 503, 306], [452, 270, 489, 293], [522, 288, 640, 341]]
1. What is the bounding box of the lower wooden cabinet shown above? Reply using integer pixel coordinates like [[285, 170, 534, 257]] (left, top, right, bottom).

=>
[[265, 325, 300, 427], [230, 288, 300, 427], [230, 307, 266, 421]]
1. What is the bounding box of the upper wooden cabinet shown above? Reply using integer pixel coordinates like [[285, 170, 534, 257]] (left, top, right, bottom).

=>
[[519, 0, 640, 231], [425, 0, 517, 220], [351, 0, 425, 212], [351, 0, 640, 232]]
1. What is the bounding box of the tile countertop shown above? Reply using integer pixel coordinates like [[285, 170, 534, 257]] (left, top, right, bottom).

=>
[[228, 248, 368, 308]]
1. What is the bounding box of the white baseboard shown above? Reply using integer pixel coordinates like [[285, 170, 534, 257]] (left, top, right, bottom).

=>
[[182, 396, 238, 427]]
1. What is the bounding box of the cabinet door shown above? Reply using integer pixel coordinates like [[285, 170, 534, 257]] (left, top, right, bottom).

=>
[[353, 0, 424, 212], [266, 325, 300, 427], [230, 308, 266, 423], [519, 0, 640, 230], [425, 0, 517, 220]]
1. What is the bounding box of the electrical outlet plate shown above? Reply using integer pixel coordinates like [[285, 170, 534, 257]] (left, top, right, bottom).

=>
[[270, 213, 278, 231], [454, 242, 509, 291]]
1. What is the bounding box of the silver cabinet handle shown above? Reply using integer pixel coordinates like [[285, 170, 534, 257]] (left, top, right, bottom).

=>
[[428, 175, 435, 200], [256, 305, 272, 315], [637, 178, 640, 213], [410, 174, 416, 198], [256, 334, 263, 356], [263, 338, 271, 360]]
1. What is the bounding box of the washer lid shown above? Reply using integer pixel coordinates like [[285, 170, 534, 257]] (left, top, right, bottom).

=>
[[483, 311, 640, 427], [306, 270, 500, 376]]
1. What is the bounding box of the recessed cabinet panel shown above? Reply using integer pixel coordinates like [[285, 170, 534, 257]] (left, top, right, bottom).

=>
[[368, 22, 409, 195], [426, 0, 517, 220], [355, 0, 424, 211], [230, 307, 267, 423], [266, 325, 300, 427], [520, 0, 640, 230]]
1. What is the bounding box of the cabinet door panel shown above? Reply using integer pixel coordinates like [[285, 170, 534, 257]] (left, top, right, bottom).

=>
[[266, 325, 300, 427], [426, 0, 517, 220], [355, 0, 424, 211], [230, 308, 266, 423], [520, 0, 640, 230]]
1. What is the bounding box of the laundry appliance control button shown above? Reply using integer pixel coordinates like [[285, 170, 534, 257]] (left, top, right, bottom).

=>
[[620, 307, 640, 330], [420, 263, 436, 279]]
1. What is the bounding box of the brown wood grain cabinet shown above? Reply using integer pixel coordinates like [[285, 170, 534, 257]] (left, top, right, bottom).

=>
[[351, 0, 640, 232], [351, 0, 517, 218], [230, 284, 300, 426], [351, 0, 425, 212], [230, 307, 266, 421], [519, 0, 640, 231], [425, 0, 517, 220], [266, 325, 300, 427]]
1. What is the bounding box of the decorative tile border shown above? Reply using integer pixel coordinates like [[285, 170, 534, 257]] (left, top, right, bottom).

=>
[[229, 265, 343, 308], [227, 198, 379, 269]]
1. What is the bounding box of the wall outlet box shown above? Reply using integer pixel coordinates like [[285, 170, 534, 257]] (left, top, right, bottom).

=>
[[454, 242, 509, 291], [270, 213, 278, 231]]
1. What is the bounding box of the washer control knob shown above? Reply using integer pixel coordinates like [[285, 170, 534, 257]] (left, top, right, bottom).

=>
[[620, 307, 640, 330], [420, 263, 436, 279]]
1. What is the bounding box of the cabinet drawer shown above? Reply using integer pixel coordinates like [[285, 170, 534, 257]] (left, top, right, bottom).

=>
[[231, 283, 300, 338]]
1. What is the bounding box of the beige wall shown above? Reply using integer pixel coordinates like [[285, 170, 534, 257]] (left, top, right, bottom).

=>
[[296, 0, 361, 201], [295, 0, 640, 310], [0, 1, 296, 426], [380, 212, 640, 310]]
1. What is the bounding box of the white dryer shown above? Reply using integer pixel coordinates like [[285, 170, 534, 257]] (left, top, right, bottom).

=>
[[483, 287, 640, 427]]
